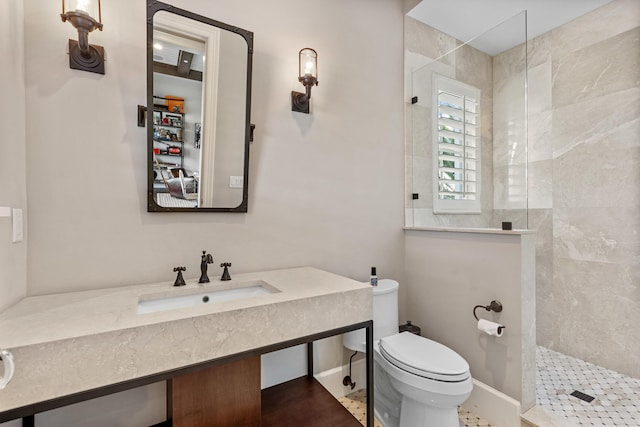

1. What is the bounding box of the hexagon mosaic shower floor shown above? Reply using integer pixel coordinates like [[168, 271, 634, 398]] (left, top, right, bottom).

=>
[[537, 346, 640, 426]]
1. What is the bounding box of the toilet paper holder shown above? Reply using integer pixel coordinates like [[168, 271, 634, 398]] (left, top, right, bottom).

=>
[[473, 300, 504, 322], [474, 301, 506, 336]]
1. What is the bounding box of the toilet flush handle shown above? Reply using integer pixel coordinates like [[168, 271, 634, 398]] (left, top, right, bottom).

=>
[[0, 350, 15, 390]]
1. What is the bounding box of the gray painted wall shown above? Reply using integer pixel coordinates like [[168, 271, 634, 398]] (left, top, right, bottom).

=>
[[0, 0, 27, 313], [23, 0, 405, 303], [404, 229, 536, 411]]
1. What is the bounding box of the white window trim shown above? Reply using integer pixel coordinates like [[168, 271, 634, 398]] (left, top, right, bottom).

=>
[[432, 74, 481, 214]]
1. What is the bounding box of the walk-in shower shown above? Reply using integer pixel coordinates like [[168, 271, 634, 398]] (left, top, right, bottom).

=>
[[404, 1, 640, 424]]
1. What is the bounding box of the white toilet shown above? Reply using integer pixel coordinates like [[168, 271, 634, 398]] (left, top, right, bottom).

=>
[[343, 279, 472, 427]]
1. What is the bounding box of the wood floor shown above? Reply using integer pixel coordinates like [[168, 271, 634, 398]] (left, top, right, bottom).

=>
[[261, 376, 364, 427], [154, 375, 365, 426]]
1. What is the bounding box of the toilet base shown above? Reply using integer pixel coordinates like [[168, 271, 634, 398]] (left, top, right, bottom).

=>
[[375, 396, 460, 427], [399, 396, 459, 427]]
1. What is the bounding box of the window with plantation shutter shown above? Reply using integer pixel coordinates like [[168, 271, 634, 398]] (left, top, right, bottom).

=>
[[432, 74, 481, 214]]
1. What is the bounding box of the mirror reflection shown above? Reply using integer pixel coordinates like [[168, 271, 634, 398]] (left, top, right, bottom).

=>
[[147, 3, 252, 212]]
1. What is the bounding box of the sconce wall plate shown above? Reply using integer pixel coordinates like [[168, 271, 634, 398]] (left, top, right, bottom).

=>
[[68, 39, 105, 74], [291, 91, 310, 114], [61, 0, 105, 75]]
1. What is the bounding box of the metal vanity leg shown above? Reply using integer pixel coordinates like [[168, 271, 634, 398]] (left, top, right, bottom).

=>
[[365, 321, 374, 427], [307, 342, 314, 378]]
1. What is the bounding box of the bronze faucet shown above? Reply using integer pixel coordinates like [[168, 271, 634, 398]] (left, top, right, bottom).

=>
[[199, 251, 214, 283]]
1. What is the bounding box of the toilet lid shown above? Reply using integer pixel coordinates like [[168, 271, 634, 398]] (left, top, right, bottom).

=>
[[379, 332, 470, 382]]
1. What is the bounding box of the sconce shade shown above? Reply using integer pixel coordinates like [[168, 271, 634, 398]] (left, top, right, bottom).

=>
[[62, 0, 102, 24], [292, 48, 318, 114], [61, 0, 105, 74], [298, 48, 317, 81]]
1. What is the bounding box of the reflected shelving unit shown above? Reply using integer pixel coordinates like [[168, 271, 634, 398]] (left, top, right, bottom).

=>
[[152, 109, 185, 193]]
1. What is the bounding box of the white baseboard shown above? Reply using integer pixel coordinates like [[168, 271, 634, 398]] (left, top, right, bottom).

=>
[[462, 378, 521, 427], [315, 358, 367, 399]]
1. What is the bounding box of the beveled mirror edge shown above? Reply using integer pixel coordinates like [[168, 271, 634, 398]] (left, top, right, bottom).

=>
[[146, 0, 253, 213]]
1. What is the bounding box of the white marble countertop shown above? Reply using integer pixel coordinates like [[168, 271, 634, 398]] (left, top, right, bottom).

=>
[[0, 266, 372, 417], [0, 266, 370, 348]]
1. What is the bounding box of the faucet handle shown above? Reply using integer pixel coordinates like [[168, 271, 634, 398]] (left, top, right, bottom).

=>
[[173, 266, 187, 287], [220, 263, 232, 281]]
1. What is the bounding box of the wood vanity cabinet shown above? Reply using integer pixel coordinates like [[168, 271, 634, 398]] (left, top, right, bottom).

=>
[[170, 356, 261, 427]]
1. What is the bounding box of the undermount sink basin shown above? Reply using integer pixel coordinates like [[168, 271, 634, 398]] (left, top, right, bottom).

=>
[[137, 281, 276, 314]]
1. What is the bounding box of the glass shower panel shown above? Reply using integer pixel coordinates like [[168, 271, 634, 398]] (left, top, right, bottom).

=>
[[486, 12, 529, 230], [408, 11, 528, 229]]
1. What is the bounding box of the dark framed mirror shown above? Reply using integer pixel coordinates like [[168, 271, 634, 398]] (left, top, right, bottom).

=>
[[147, 1, 253, 212]]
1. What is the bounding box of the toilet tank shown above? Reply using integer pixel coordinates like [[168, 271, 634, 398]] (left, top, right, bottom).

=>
[[343, 279, 399, 353]]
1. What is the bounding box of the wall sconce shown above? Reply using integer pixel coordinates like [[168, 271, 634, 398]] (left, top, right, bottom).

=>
[[60, 0, 105, 74], [291, 48, 318, 114]]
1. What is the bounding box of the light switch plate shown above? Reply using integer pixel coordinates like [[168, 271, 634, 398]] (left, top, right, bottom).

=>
[[12, 208, 23, 243], [0, 207, 10, 217], [229, 176, 244, 188]]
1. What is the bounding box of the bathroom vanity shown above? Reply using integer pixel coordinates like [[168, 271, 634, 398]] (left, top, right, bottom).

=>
[[0, 267, 374, 426]]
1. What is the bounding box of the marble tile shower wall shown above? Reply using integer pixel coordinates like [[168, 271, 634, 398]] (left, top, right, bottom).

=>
[[521, 0, 640, 378]]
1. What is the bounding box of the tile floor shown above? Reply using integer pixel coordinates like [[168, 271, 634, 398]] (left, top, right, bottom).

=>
[[338, 388, 493, 427], [338, 346, 640, 426], [337, 390, 382, 427], [537, 346, 640, 426]]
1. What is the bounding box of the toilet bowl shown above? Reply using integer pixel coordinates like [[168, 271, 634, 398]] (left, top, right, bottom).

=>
[[343, 279, 472, 427], [375, 332, 472, 427]]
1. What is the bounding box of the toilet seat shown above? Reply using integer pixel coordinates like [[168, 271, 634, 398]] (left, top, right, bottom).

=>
[[379, 332, 470, 382]]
